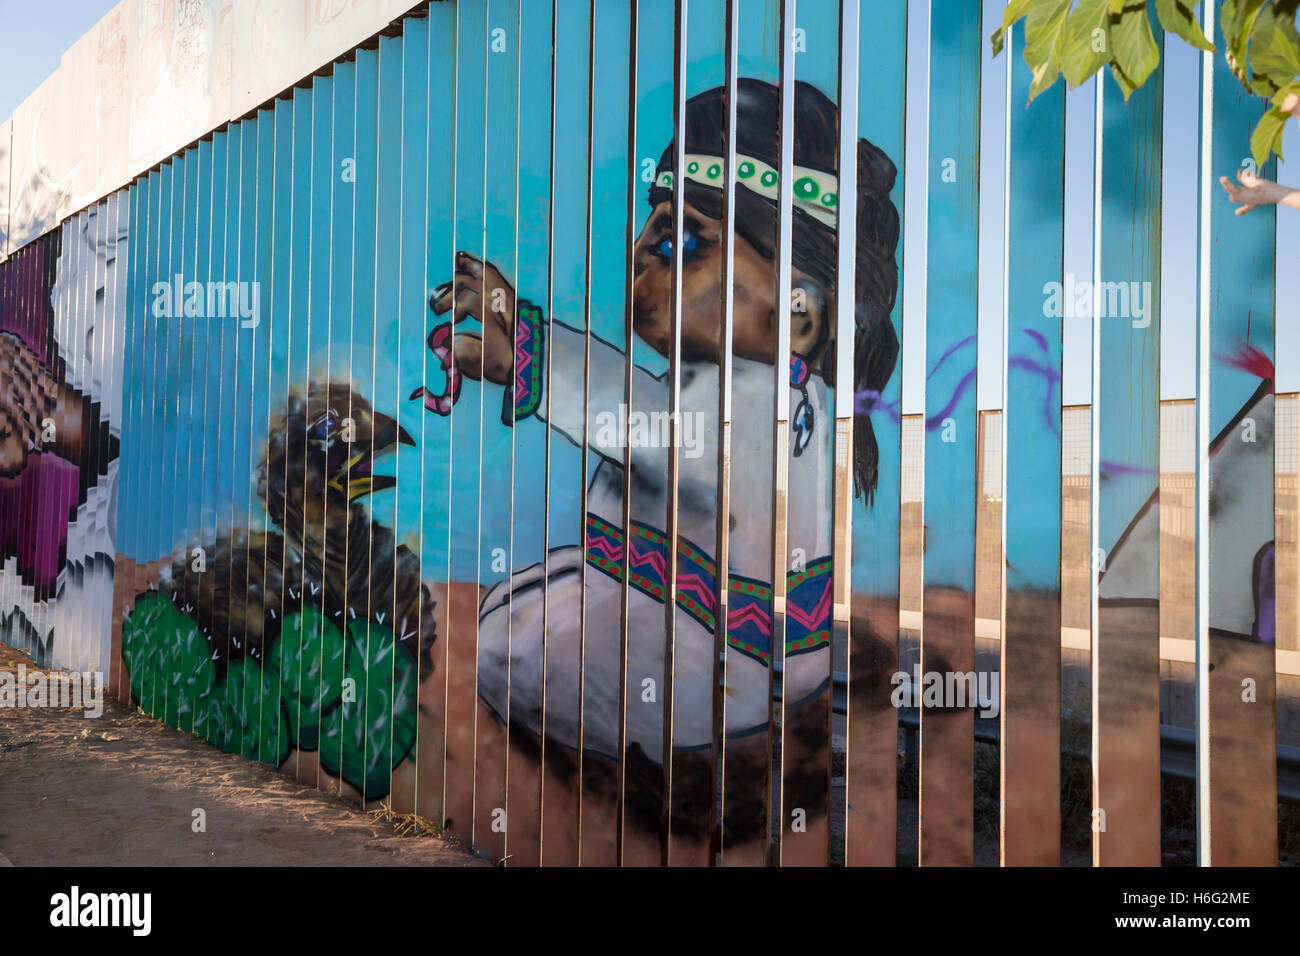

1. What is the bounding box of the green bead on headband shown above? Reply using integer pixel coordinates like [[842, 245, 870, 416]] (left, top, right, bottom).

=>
[[654, 152, 839, 227]]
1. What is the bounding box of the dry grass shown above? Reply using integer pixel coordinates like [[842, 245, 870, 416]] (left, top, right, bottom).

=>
[[367, 797, 446, 840]]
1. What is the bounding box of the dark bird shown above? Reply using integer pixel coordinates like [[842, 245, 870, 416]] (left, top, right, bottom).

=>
[[158, 382, 435, 680], [156, 523, 304, 679], [256, 382, 433, 676]]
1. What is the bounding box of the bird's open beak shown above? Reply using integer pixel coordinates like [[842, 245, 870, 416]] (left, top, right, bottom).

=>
[[342, 412, 416, 501], [372, 412, 417, 453]]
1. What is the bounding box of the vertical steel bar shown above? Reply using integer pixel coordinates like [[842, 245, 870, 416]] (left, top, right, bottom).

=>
[[614, 0, 640, 868], [846, 0, 906, 868], [710, 0, 738, 866], [920, 0, 981, 867], [660, 0, 688, 866], [443, 3, 486, 843], [1195, 0, 1279, 866], [1092, 15, 1163, 868], [472, 0, 519, 863], [416, 0, 458, 833], [497, 0, 552, 868], [1000, 21, 1065, 866], [768, 0, 796, 868]]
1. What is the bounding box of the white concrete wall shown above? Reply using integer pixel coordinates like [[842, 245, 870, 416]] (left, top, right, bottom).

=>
[[1, 0, 428, 256]]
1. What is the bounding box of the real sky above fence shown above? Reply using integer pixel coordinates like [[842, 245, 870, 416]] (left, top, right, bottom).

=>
[[0, 0, 117, 119]]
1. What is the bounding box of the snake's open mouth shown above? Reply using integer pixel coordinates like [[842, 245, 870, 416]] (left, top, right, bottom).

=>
[[409, 322, 460, 416]]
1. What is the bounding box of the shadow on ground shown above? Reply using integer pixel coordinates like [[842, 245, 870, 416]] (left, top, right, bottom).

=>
[[0, 644, 482, 867]]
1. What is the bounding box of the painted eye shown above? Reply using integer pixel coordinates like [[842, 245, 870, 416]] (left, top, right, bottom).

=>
[[309, 411, 338, 444], [651, 228, 700, 263]]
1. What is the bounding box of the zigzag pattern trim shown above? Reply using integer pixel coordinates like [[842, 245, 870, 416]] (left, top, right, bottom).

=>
[[582, 514, 832, 665], [505, 301, 544, 424]]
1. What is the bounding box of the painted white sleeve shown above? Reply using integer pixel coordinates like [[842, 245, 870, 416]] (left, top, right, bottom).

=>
[[537, 322, 667, 470]]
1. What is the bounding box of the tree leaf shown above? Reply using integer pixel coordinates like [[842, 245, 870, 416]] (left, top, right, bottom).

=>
[[1024, 0, 1074, 98], [1155, 0, 1215, 52], [1223, 0, 1269, 87], [1110, 2, 1163, 99], [993, 0, 1035, 55], [1248, 5, 1300, 95], [1063, 0, 1114, 87], [1251, 104, 1289, 165], [1271, 79, 1300, 106]]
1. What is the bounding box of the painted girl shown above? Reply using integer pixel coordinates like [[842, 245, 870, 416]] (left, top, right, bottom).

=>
[[420, 78, 899, 845]]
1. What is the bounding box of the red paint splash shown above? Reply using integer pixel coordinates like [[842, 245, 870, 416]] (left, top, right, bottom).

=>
[[1223, 342, 1274, 390]]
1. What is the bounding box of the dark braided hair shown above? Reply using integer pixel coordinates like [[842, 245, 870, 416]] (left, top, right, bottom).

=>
[[649, 78, 900, 503]]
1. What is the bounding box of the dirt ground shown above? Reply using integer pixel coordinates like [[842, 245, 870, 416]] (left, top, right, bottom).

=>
[[0, 643, 482, 867]]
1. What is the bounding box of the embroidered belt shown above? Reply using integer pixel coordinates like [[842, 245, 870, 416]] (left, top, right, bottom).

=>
[[584, 513, 831, 667]]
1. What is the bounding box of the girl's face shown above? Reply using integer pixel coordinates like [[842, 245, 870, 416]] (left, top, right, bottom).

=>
[[631, 200, 827, 369]]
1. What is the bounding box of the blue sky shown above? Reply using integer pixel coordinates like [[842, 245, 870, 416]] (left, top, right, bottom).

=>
[[0, 0, 117, 120]]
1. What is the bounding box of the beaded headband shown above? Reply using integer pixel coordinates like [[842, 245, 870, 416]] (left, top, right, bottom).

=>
[[654, 152, 839, 227]]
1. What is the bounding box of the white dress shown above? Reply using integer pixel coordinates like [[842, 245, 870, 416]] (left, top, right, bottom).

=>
[[475, 322, 833, 763]]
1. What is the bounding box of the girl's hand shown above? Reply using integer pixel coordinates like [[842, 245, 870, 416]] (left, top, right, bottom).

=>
[[1219, 167, 1292, 216], [1219, 95, 1300, 215], [431, 251, 517, 385]]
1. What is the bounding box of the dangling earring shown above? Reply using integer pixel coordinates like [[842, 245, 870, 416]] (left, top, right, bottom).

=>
[[790, 353, 814, 457]]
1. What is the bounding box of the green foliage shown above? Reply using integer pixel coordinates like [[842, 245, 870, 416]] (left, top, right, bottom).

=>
[[994, 0, 1298, 164], [1062, 0, 1114, 87], [1226, 0, 1300, 162], [1109, 2, 1164, 97], [122, 593, 418, 798]]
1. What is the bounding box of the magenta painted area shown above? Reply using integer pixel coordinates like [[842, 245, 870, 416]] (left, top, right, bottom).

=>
[[1223, 342, 1274, 390], [3, 454, 77, 590], [0, 244, 55, 370], [0, 476, 19, 556]]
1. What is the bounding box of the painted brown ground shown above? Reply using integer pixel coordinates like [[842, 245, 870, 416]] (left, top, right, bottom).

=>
[[0, 643, 483, 867]]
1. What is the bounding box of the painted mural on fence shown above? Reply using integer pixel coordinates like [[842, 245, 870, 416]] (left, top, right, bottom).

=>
[[0, 0, 1281, 867], [100, 0, 912, 858]]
